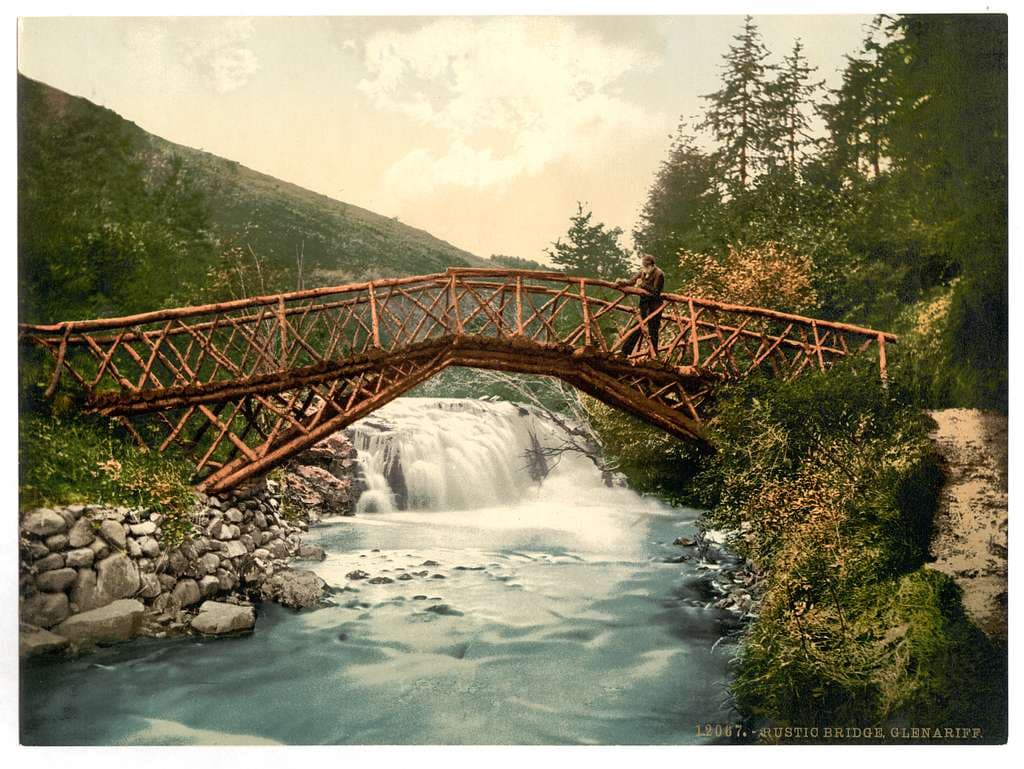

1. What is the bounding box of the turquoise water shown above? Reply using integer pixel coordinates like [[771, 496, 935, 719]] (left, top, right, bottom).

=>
[[21, 400, 742, 745]]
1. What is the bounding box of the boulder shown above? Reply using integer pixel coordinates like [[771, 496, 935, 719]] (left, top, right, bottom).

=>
[[53, 599, 145, 645], [260, 568, 327, 609], [126, 538, 143, 558], [221, 541, 247, 559], [138, 536, 160, 558], [20, 624, 70, 657], [172, 579, 201, 607], [21, 592, 70, 628], [88, 539, 110, 560], [199, 552, 221, 575], [297, 544, 327, 561], [67, 518, 96, 548], [138, 572, 162, 599], [198, 575, 221, 598], [23, 542, 49, 560], [36, 568, 77, 593], [44, 533, 69, 551], [266, 539, 291, 560], [70, 568, 108, 612], [65, 547, 94, 568], [225, 508, 244, 524], [22, 509, 68, 537], [34, 553, 64, 572], [96, 553, 140, 600], [216, 569, 237, 592], [98, 520, 126, 550], [129, 521, 157, 537], [190, 601, 255, 635]]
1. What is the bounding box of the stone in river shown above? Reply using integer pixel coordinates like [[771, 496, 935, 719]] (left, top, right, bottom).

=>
[[421, 560, 440, 567], [430, 574, 447, 580], [367, 576, 394, 584], [260, 568, 327, 609], [673, 536, 696, 547], [191, 601, 255, 636], [53, 599, 145, 645], [297, 544, 326, 561], [397, 573, 414, 581], [346, 570, 370, 580], [411, 595, 428, 600], [20, 624, 69, 657]]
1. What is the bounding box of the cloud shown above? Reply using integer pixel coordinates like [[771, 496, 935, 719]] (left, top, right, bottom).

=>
[[181, 18, 260, 94], [355, 18, 664, 196]]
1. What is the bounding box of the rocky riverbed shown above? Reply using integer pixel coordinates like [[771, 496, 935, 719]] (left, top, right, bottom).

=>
[[19, 434, 359, 657]]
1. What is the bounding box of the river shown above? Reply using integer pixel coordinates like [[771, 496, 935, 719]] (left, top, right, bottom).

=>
[[21, 397, 741, 745]]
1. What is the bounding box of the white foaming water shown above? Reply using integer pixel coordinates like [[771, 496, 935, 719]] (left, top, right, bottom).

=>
[[349, 397, 598, 514]]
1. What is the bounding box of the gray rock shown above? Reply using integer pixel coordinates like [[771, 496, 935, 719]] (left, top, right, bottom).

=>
[[129, 521, 157, 537], [24, 542, 49, 560], [191, 601, 255, 635], [98, 520, 126, 550], [88, 538, 110, 560], [199, 553, 220, 575], [225, 508, 244, 523], [222, 541, 247, 559], [138, 573, 162, 599], [71, 568, 108, 612], [138, 536, 160, 558], [167, 550, 190, 575], [172, 579, 201, 607], [53, 599, 145, 645], [20, 624, 69, 657], [65, 547, 95, 568], [151, 593, 180, 614], [297, 544, 327, 561], [266, 539, 291, 560], [193, 537, 212, 556], [21, 592, 71, 628], [157, 573, 177, 591], [67, 518, 96, 548], [44, 533, 69, 551], [35, 553, 64, 572], [261, 568, 326, 609], [239, 534, 256, 553], [198, 575, 221, 598], [253, 512, 267, 529], [216, 569, 237, 592], [23, 509, 68, 537], [54, 507, 79, 528], [126, 538, 143, 558], [36, 568, 77, 593], [96, 553, 141, 601]]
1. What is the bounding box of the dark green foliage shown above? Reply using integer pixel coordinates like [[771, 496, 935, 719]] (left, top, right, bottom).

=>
[[685, 363, 1004, 739], [546, 202, 633, 279], [488, 254, 548, 271]]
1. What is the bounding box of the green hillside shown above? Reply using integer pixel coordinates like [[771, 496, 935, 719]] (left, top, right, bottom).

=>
[[18, 74, 486, 324]]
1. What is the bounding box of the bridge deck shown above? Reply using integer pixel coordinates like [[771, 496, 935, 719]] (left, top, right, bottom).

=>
[[20, 268, 895, 492]]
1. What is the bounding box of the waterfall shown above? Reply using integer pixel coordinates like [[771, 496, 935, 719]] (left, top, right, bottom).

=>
[[347, 398, 581, 513]]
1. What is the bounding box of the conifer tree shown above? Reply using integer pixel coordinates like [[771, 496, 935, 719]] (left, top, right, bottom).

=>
[[698, 16, 773, 192], [546, 203, 632, 280], [765, 39, 823, 174]]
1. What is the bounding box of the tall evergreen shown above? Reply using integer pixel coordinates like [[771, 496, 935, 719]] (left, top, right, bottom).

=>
[[698, 15, 773, 192], [546, 203, 633, 280], [764, 39, 822, 174]]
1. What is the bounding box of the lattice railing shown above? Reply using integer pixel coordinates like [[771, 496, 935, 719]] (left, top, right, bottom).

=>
[[19, 268, 895, 491]]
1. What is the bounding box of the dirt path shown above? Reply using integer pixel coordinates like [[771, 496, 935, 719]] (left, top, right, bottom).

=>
[[927, 408, 1008, 641]]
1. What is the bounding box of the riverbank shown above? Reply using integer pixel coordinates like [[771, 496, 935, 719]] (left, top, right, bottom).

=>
[[19, 435, 359, 657]]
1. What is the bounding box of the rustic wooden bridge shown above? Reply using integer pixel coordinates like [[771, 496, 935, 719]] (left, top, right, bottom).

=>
[[20, 268, 895, 492]]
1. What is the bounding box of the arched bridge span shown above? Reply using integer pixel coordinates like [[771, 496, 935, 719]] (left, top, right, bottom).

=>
[[20, 268, 895, 492]]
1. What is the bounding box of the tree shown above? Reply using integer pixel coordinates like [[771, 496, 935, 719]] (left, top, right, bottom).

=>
[[633, 126, 721, 284], [546, 203, 632, 280], [698, 15, 774, 192], [764, 39, 823, 174]]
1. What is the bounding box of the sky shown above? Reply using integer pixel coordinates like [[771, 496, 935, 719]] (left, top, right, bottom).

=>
[[17, 15, 874, 264]]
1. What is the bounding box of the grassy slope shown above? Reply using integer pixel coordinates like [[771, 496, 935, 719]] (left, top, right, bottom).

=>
[[19, 74, 488, 289]]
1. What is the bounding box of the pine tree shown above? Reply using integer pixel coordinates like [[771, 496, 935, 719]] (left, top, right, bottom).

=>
[[765, 39, 823, 174], [698, 15, 774, 192], [546, 203, 632, 280]]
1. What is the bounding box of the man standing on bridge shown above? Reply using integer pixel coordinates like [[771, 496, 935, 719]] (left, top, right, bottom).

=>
[[616, 254, 665, 358]]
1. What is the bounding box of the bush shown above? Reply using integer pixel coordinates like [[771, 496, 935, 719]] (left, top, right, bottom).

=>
[[19, 411, 198, 546]]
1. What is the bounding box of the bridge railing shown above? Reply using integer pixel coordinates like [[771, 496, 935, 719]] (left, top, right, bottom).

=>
[[19, 267, 895, 409]]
